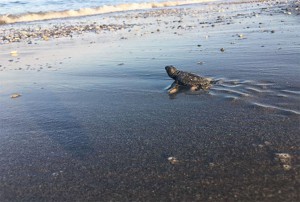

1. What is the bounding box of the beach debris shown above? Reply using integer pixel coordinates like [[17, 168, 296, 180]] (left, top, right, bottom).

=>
[[52, 170, 63, 177], [237, 34, 244, 39], [10, 51, 18, 57], [168, 157, 179, 165], [52, 172, 59, 177], [42, 35, 49, 41], [220, 48, 225, 52], [264, 141, 271, 146], [10, 93, 21, 99], [275, 153, 292, 171], [283, 164, 292, 171], [275, 153, 291, 164]]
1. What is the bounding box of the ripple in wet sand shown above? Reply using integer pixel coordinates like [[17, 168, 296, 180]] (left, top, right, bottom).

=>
[[250, 102, 300, 116], [212, 87, 250, 97], [245, 87, 272, 94], [281, 90, 300, 95]]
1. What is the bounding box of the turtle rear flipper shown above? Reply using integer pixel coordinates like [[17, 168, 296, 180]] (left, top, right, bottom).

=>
[[210, 79, 220, 84]]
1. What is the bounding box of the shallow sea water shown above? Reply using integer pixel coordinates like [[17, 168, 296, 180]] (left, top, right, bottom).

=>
[[0, 1, 299, 201]]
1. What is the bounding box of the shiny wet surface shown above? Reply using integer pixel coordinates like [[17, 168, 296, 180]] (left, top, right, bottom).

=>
[[0, 2, 299, 201]]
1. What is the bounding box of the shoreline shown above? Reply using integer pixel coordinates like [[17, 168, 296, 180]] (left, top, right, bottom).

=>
[[0, 0, 297, 44]]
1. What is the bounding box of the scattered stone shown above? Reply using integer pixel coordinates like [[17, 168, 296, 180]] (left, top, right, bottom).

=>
[[275, 153, 291, 164], [168, 157, 179, 165], [258, 144, 264, 148], [10, 51, 18, 57], [275, 153, 292, 171], [11, 93, 21, 99], [283, 164, 292, 171], [43, 35, 49, 41]]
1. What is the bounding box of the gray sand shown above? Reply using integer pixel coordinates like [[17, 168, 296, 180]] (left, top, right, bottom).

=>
[[0, 0, 299, 201]]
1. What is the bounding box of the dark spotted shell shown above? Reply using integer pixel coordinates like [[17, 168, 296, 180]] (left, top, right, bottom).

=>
[[175, 71, 211, 87]]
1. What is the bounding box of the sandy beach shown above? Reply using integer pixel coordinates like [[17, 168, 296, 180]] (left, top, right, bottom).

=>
[[0, 0, 299, 201]]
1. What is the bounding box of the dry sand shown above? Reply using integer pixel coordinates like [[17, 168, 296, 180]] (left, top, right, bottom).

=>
[[0, 0, 299, 201]]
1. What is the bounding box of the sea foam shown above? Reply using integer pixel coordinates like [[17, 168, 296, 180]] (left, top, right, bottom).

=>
[[0, 0, 217, 24]]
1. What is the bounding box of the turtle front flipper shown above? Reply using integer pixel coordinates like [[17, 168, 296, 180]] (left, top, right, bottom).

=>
[[190, 85, 200, 91], [168, 82, 179, 94]]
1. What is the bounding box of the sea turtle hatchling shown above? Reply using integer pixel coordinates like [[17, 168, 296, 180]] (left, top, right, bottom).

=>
[[165, 65, 214, 94]]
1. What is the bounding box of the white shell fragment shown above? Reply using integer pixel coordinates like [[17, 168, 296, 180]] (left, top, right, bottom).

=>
[[275, 153, 292, 164], [275, 153, 292, 171], [283, 164, 292, 171], [10, 51, 18, 57], [10, 93, 21, 99], [168, 156, 179, 165]]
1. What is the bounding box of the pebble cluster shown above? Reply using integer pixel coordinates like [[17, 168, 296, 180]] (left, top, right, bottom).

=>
[[1, 23, 135, 44], [275, 153, 293, 171]]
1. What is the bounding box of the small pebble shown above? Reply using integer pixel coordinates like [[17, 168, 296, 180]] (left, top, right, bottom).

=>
[[10, 51, 18, 57], [11, 93, 21, 99], [168, 157, 179, 165], [283, 164, 292, 171], [275, 153, 292, 170], [43, 36, 49, 41], [264, 141, 271, 146]]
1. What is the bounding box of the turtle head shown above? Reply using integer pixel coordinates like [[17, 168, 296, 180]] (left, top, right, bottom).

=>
[[165, 65, 178, 78]]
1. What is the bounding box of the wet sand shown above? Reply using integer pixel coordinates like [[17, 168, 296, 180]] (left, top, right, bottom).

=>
[[0, 0, 300, 201]]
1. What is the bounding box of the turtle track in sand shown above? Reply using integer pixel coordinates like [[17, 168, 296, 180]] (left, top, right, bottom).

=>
[[207, 78, 300, 117]]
